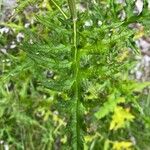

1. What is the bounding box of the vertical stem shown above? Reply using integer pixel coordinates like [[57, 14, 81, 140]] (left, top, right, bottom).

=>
[[68, 0, 77, 20], [73, 18, 80, 149], [68, 0, 82, 149], [73, 20, 77, 50], [0, 0, 3, 22]]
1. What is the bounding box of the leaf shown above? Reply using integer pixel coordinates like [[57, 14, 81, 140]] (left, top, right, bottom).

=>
[[15, 0, 37, 14], [42, 79, 75, 92], [131, 82, 150, 92], [84, 135, 97, 143], [95, 94, 125, 119], [0, 107, 5, 118], [109, 106, 135, 130], [21, 42, 72, 70]]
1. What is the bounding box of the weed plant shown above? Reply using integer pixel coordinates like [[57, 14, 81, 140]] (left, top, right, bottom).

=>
[[0, 0, 150, 149]]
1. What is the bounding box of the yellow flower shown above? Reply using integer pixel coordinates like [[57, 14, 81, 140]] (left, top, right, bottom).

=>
[[133, 26, 144, 40], [117, 50, 129, 63], [112, 141, 133, 150], [109, 106, 135, 130]]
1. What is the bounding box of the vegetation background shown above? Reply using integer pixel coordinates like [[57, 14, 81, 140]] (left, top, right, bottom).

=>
[[0, 0, 150, 150]]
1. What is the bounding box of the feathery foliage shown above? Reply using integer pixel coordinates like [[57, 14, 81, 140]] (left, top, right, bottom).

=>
[[0, 0, 150, 149]]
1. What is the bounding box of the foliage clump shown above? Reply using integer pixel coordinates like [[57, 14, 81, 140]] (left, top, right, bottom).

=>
[[0, 0, 150, 149]]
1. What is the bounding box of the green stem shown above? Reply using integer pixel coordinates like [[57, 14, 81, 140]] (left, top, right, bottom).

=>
[[73, 19, 80, 149], [68, 0, 82, 149], [51, 0, 68, 19], [68, 0, 77, 20]]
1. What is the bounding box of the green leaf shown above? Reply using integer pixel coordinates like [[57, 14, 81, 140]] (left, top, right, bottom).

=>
[[131, 82, 150, 92], [95, 94, 125, 119]]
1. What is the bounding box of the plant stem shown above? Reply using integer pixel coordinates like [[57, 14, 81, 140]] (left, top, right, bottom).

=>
[[51, 0, 68, 19], [68, 0, 77, 20], [73, 18, 80, 149], [68, 0, 82, 149]]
